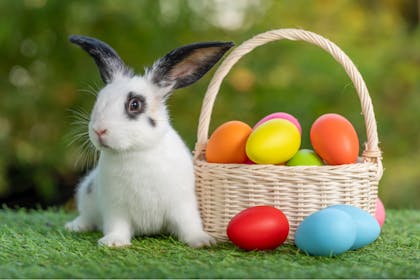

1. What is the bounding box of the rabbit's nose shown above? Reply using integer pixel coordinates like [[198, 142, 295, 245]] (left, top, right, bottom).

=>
[[94, 128, 108, 137]]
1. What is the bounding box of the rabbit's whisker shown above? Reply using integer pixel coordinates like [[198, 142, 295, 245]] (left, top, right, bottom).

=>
[[66, 107, 98, 170]]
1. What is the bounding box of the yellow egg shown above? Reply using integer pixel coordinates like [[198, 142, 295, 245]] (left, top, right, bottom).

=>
[[246, 119, 301, 164]]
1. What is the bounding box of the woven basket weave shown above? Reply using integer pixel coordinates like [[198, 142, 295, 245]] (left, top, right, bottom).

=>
[[193, 29, 383, 243]]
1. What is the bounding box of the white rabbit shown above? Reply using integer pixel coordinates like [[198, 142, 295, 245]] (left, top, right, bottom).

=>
[[65, 35, 233, 248]]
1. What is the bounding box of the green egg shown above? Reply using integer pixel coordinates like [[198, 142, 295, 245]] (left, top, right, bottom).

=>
[[286, 149, 324, 166]]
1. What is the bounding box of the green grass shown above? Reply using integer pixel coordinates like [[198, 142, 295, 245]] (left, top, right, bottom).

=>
[[0, 208, 418, 278]]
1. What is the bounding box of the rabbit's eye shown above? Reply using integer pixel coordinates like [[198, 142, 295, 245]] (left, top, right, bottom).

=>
[[125, 93, 146, 119], [129, 98, 141, 112]]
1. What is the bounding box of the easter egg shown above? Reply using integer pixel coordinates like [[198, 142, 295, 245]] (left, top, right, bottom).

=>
[[227, 206, 289, 251], [244, 159, 256, 164], [295, 208, 356, 256], [246, 119, 301, 164], [375, 198, 386, 227], [254, 112, 302, 134], [286, 149, 324, 166], [206, 121, 252, 163], [328, 204, 381, 250], [310, 113, 359, 165]]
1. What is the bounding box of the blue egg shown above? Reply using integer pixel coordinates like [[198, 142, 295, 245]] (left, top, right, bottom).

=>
[[328, 204, 381, 250], [295, 208, 356, 256]]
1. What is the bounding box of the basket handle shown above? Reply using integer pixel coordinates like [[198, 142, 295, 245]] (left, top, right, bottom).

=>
[[194, 29, 382, 172]]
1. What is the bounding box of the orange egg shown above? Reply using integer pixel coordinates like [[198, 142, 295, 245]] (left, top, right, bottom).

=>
[[310, 113, 359, 165], [206, 121, 252, 163]]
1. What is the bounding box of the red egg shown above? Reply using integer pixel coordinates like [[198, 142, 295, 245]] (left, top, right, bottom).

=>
[[226, 206, 289, 250], [310, 113, 359, 165]]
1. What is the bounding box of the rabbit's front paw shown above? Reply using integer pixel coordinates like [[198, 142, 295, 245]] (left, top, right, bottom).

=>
[[184, 232, 216, 248], [65, 217, 93, 232], [98, 234, 132, 248]]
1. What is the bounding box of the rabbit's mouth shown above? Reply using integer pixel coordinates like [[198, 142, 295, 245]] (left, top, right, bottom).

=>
[[91, 134, 112, 150], [91, 127, 113, 150], [98, 138, 111, 149]]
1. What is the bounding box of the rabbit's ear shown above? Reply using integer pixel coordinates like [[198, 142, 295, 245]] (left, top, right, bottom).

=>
[[147, 41, 234, 90], [69, 35, 133, 84]]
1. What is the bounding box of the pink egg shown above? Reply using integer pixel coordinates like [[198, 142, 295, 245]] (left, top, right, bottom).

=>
[[253, 112, 302, 134], [375, 198, 386, 227]]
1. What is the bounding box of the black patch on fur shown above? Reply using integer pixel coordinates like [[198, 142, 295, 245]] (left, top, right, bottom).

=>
[[125, 92, 146, 120], [86, 182, 93, 194], [148, 117, 156, 127], [69, 35, 134, 84]]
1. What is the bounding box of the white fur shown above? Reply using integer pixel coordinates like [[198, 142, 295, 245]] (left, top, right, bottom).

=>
[[65, 73, 214, 248]]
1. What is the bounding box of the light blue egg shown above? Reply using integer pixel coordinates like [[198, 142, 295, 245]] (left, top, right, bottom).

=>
[[295, 208, 356, 256], [328, 204, 381, 250]]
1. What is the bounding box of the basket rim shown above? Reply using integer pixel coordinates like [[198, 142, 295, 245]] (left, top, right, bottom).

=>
[[193, 28, 383, 179], [194, 157, 378, 168]]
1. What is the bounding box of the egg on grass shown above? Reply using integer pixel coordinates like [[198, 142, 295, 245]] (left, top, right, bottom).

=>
[[227, 206, 289, 251]]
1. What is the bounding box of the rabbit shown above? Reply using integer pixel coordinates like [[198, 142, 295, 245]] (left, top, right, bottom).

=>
[[65, 35, 233, 248]]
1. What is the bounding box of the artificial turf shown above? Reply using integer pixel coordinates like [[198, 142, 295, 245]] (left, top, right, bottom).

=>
[[0, 208, 418, 278]]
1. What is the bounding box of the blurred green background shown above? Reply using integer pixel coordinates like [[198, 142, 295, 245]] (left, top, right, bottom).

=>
[[0, 0, 419, 209]]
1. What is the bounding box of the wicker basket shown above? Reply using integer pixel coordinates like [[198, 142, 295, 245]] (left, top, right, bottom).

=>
[[193, 28, 383, 243]]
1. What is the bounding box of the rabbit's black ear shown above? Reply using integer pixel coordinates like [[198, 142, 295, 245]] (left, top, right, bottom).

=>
[[69, 35, 133, 84], [148, 41, 234, 90]]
